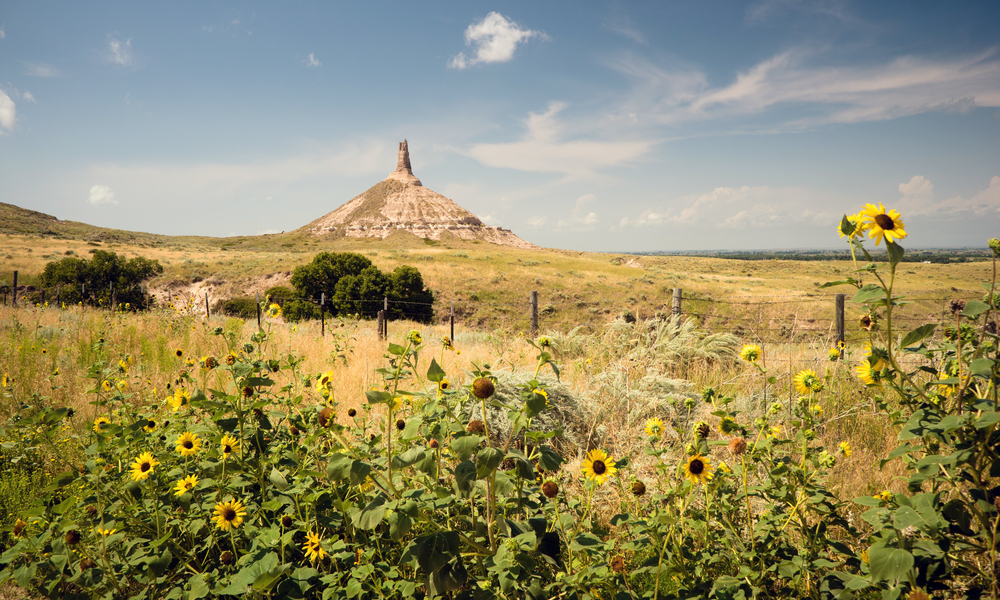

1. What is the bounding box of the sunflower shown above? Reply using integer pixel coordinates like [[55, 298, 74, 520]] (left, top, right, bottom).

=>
[[174, 474, 199, 496], [1, 373, 8, 388], [94, 525, 117, 536], [855, 361, 878, 386], [267, 303, 282, 318], [200, 356, 218, 369], [143, 418, 156, 433], [116, 380, 128, 392], [212, 499, 247, 531], [302, 531, 327, 563], [438, 377, 450, 392], [93, 416, 112, 433], [581, 449, 618, 485], [408, 330, 423, 345], [118, 358, 130, 373], [683, 454, 714, 485], [170, 390, 191, 412], [220, 434, 240, 460], [442, 336, 455, 351], [828, 348, 841, 361], [225, 353, 237, 366], [644, 417, 664, 437], [175, 432, 202, 457], [130, 452, 159, 481], [101, 380, 112, 392], [739, 344, 761, 363], [793, 369, 822, 395], [860, 203, 907, 246], [838, 212, 866, 239], [862, 343, 887, 371], [838, 441, 852, 457], [175, 349, 184, 358]]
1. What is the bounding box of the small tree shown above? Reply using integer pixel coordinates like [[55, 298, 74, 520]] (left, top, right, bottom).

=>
[[39, 250, 162, 308], [289, 252, 373, 303]]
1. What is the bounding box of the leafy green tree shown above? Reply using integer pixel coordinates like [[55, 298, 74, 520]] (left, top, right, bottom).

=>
[[39, 250, 162, 308], [289, 252, 373, 303], [333, 266, 391, 318], [388, 265, 434, 323]]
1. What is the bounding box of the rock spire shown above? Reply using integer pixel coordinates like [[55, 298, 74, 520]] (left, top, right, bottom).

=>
[[385, 139, 422, 186]]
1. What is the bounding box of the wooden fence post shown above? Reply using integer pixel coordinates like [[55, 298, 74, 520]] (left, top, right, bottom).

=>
[[672, 288, 683, 317], [12, 271, 17, 307], [205, 292, 210, 319], [450, 301, 455, 342], [835, 293, 845, 357], [256, 292, 262, 329], [40, 290, 46, 307], [320, 293, 325, 337], [377, 310, 385, 340], [530, 290, 538, 336]]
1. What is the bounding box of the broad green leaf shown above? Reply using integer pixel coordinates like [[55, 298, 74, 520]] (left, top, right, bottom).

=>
[[537, 445, 564, 471], [388, 511, 412, 542], [852, 284, 885, 304], [839, 215, 856, 237], [963, 299, 990, 319], [147, 548, 172, 577], [353, 495, 387, 530], [269, 467, 289, 491], [819, 279, 859, 289], [476, 447, 504, 478], [970, 357, 995, 379], [387, 343, 407, 356], [365, 390, 392, 405], [252, 565, 291, 592], [900, 324, 936, 348], [189, 573, 210, 600], [426, 359, 445, 383], [868, 546, 914, 582], [454, 461, 477, 497], [886, 241, 904, 266], [450, 435, 481, 461], [977, 411, 1000, 429]]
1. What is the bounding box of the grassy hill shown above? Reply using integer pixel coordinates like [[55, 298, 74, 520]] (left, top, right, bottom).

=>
[[0, 202, 991, 337]]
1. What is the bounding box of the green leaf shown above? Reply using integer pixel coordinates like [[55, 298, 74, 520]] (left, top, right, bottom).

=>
[[189, 573, 210, 600], [970, 357, 995, 379], [476, 447, 504, 478], [353, 495, 387, 530], [900, 324, 936, 348], [886, 241, 904, 266], [852, 284, 885, 304], [252, 565, 291, 592], [269, 467, 289, 491], [819, 279, 859, 289], [977, 411, 1000, 429], [388, 343, 407, 356], [840, 215, 856, 237], [963, 299, 990, 319], [868, 546, 914, 582], [388, 511, 413, 542], [426, 359, 445, 383], [147, 548, 173, 577], [537, 445, 564, 471], [365, 390, 392, 405], [14, 563, 36, 588], [450, 435, 481, 461], [454, 461, 477, 497]]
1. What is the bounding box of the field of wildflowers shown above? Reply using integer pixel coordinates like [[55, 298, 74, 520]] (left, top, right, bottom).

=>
[[1, 203, 999, 599]]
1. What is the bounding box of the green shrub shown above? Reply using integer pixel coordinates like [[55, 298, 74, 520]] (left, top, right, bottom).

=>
[[214, 296, 258, 319]]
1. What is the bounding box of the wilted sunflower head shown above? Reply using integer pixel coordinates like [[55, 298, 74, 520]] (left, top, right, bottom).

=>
[[472, 378, 495, 400]]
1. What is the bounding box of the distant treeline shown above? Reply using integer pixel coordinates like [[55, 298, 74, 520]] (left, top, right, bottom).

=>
[[634, 249, 991, 263]]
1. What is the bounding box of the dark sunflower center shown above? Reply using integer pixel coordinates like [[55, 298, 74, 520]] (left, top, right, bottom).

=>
[[223, 445, 232, 453], [148, 421, 155, 428], [689, 459, 704, 475], [183, 441, 193, 449], [593, 460, 607, 475], [223, 508, 236, 521], [141, 462, 150, 472], [874, 214, 894, 230]]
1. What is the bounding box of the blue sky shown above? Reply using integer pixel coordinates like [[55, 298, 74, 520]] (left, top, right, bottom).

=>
[[1, 1, 998, 251]]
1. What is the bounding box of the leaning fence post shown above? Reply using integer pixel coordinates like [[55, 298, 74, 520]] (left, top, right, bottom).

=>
[[205, 292, 210, 319], [450, 301, 455, 342], [835, 293, 846, 357], [320, 293, 325, 337], [530, 290, 538, 336], [12, 270, 18, 307], [672, 288, 683, 317]]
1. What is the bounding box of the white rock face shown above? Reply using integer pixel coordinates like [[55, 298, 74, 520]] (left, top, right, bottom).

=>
[[304, 141, 538, 249]]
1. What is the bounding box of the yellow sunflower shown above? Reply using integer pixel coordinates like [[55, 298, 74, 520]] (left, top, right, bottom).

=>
[[860, 203, 907, 246], [855, 361, 878, 386], [130, 452, 159, 481], [143, 418, 157, 433], [838, 441, 852, 457], [220, 434, 240, 460], [116, 380, 128, 393], [101, 380, 112, 392], [644, 417, 664, 437], [170, 389, 191, 412], [212, 499, 247, 531], [683, 454, 714, 485], [175, 432, 202, 457], [582, 449, 618, 485], [267, 303, 282, 318], [174, 474, 199, 496], [93, 416, 112, 433], [828, 348, 841, 361], [739, 344, 761, 363], [838, 212, 865, 240], [793, 369, 822, 395], [302, 531, 327, 563]]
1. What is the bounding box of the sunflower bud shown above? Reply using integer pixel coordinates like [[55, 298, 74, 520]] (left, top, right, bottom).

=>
[[85, 505, 98, 517], [281, 515, 293, 528], [694, 422, 710, 439], [429, 439, 439, 449], [347, 408, 357, 417], [64, 530, 81, 545], [220, 551, 234, 565], [80, 558, 96, 570], [611, 556, 627, 573], [631, 480, 646, 497], [318, 407, 334, 428], [396, 419, 406, 431], [467, 420, 486, 434]]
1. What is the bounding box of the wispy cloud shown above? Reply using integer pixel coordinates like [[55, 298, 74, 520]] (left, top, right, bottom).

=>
[[24, 62, 60, 77], [465, 102, 657, 176], [22, 91, 35, 103], [107, 36, 134, 67], [603, 15, 646, 44], [0, 24, 5, 39], [0, 90, 15, 131], [745, 0, 859, 25], [609, 48, 1000, 130], [306, 53, 321, 67], [896, 175, 1000, 218], [449, 12, 545, 69], [88, 185, 117, 205], [556, 194, 600, 231]]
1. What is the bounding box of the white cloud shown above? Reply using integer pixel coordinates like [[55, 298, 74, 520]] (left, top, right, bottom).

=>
[[527, 216, 547, 228], [88, 185, 117, 205], [306, 53, 321, 67], [22, 91, 35, 103], [480, 214, 502, 226], [258, 229, 281, 235], [556, 194, 600, 231], [610, 48, 1000, 129], [0, 90, 15, 131], [0, 24, 5, 39], [465, 102, 657, 176], [620, 185, 839, 229], [107, 37, 134, 67], [25, 63, 60, 77], [745, 0, 859, 24], [603, 16, 646, 44], [449, 12, 544, 69], [897, 175, 1000, 219]]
